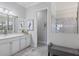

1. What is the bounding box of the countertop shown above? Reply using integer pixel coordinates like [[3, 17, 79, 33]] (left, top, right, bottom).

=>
[[0, 33, 25, 40]]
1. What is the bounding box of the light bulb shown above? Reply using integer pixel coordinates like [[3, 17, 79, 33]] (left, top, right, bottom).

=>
[[9, 11, 14, 15], [4, 9, 9, 14], [0, 8, 4, 13]]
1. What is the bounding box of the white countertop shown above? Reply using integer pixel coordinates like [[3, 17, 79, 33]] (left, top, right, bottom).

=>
[[0, 33, 25, 40]]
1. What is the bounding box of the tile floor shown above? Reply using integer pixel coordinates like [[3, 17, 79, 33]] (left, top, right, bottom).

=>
[[15, 46, 48, 56]]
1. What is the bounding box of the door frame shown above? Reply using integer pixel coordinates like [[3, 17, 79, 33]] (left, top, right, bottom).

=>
[[36, 7, 48, 47]]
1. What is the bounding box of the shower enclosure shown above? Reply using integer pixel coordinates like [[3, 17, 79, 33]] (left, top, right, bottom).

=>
[[37, 9, 47, 47]]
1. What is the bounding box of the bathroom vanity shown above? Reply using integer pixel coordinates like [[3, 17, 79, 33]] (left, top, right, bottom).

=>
[[0, 33, 31, 56]]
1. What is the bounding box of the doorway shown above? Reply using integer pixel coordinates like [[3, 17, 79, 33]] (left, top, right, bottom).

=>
[[36, 9, 47, 47]]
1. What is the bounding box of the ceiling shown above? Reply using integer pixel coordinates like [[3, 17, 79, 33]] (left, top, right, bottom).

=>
[[16, 2, 40, 8]]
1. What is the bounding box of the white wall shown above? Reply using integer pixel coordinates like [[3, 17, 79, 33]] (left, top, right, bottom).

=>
[[51, 2, 79, 49], [0, 2, 26, 18], [56, 2, 77, 18], [26, 2, 54, 47], [48, 2, 56, 44]]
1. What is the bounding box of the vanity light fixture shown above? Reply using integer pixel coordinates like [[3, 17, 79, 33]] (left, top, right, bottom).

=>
[[4, 9, 9, 14], [0, 7, 16, 16], [9, 11, 14, 15]]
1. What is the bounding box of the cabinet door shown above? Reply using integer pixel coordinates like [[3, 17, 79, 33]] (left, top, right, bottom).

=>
[[20, 38, 26, 50], [11, 40, 19, 54], [25, 35, 31, 47], [0, 43, 10, 56]]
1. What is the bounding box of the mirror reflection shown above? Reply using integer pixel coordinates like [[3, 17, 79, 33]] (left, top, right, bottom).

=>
[[0, 14, 17, 34]]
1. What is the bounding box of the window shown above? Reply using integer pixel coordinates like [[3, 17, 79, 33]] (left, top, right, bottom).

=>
[[56, 24, 63, 31], [55, 18, 77, 33]]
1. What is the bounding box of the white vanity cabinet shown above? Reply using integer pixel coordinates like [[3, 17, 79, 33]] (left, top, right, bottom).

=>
[[11, 39, 20, 55], [20, 35, 31, 50], [0, 33, 31, 56], [20, 37, 26, 50], [25, 35, 31, 48], [0, 43, 10, 56]]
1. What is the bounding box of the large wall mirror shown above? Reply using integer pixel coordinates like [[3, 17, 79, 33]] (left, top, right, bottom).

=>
[[0, 14, 17, 34], [0, 7, 18, 34]]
